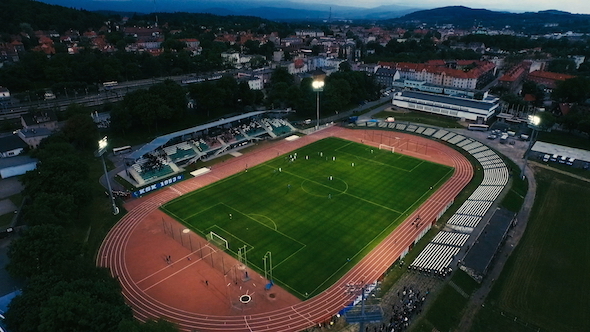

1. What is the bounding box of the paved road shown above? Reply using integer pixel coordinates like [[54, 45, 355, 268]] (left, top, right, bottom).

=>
[[0, 178, 23, 200]]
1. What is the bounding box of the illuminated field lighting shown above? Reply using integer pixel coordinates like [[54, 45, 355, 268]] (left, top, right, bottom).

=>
[[528, 115, 541, 126], [98, 136, 108, 150], [312, 80, 325, 90]]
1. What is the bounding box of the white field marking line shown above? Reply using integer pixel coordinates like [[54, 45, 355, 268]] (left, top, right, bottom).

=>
[[217, 202, 297, 243], [398, 167, 455, 219], [306, 208, 411, 295], [206, 223, 256, 253], [309, 167, 457, 294], [179, 202, 224, 221], [263, 164, 404, 214], [408, 160, 424, 172], [271, 243, 307, 269], [248, 214, 277, 230], [299, 178, 349, 197], [338, 149, 410, 172], [139, 251, 215, 291]]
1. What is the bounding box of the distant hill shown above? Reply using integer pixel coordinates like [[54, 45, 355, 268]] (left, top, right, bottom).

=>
[[37, 0, 418, 21], [0, 0, 106, 34], [393, 6, 590, 31]]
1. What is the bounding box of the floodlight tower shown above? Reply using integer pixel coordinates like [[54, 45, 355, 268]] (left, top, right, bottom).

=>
[[520, 115, 541, 180], [96, 136, 119, 215], [311, 69, 326, 131]]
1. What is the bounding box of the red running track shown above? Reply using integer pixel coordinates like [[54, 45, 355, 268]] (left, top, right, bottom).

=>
[[97, 127, 473, 332]]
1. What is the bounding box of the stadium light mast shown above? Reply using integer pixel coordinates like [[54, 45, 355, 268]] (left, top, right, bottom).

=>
[[520, 115, 541, 180], [96, 136, 120, 215], [312, 69, 326, 131]]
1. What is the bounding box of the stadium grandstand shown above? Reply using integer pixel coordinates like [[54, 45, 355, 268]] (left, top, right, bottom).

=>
[[355, 120, 511, 280], [120, 111, 296, 187]]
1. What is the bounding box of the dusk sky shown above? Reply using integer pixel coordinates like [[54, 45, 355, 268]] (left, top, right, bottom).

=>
[[41, 0, 590, 15]]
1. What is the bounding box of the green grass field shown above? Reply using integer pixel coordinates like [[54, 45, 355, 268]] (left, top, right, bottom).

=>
[[471, 168, 590, 332], [161, 137, 453, 298]]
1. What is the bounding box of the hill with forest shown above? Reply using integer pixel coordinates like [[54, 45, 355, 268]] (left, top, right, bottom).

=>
[[0, 0, 107, 34], [391, 6, 590, 32]]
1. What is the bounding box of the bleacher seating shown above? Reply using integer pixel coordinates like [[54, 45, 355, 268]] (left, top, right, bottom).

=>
[[354, 120, 512, 279], [125, 115, 296, 187]]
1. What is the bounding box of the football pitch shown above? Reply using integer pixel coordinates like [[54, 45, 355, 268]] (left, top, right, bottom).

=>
[[161, 137, 453, 298]]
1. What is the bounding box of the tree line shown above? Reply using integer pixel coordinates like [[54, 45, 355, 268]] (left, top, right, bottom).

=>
[[4, 125, 178, 331]]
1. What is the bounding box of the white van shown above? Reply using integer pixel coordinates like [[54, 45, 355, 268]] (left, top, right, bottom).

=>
[[542, 154, 550, 162], [44, 91, 56, 100]]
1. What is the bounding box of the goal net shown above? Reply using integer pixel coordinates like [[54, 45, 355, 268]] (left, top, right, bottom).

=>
[[378, 144, 395, 153], [207, 231, 229, 250]]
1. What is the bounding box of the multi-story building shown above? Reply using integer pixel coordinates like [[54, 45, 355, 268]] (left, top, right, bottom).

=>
[[527, 70, 575, 91], [374, 68, 400, 88], [379, 60, 496, 91]]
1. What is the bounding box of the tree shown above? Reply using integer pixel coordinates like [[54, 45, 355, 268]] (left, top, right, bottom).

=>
[[548, 58, 577, 74], [6, 225, 81, 279], [270, 67, 294, 86], [339, 61, 352, 72], [556, 105, 590, 137], [22, 192, 77, 226], [535, 111, 556, 131], [5, 267, 131, 332], [37, 278, 131, 332], [323, 78, 351, 114], [62, 113, 99, 150], [552, 77, 590, 103]]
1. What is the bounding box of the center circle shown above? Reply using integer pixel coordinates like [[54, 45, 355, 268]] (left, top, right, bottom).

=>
[[240, 295, 252, 304], [301, 176, 348, 197]]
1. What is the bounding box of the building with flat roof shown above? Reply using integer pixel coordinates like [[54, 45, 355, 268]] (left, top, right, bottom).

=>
[[530, 141, 590, 169], [391, 90, 499, 122]]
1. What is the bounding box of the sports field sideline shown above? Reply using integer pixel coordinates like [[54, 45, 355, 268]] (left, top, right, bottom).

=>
[[161, 137, 453, 298]]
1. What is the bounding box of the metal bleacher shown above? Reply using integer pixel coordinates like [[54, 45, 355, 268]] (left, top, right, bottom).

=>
[[355, 121, 511, 278]]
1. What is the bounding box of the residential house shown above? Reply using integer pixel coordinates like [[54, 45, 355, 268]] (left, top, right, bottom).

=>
[[17, 128, 52, 149], [374, 67, 400, 88], [179, 38, 201, 55], [21, 110, 58, 131], [0, 134, 27, 158], [237, 74, 263, 90]]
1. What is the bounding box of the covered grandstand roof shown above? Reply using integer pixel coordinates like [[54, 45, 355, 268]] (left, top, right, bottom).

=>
[[128, 111, 266, 160], [462, 208, 514, 280]]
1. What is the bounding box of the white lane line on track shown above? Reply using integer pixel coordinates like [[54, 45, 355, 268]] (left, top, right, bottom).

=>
[[169, 186, 182, 196], [99, 128, 474, 331]]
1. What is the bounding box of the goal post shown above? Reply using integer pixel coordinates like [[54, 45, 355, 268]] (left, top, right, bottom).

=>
[[378, 144, 395, 153], [207, 231, 229, 250]]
